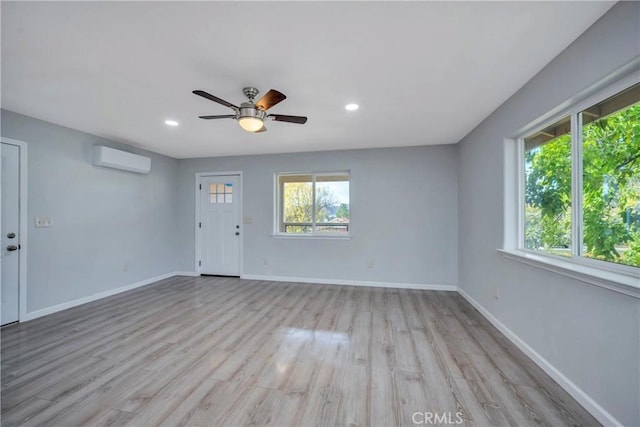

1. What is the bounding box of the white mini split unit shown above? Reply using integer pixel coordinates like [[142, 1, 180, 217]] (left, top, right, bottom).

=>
[[92, 146, 151, 174]]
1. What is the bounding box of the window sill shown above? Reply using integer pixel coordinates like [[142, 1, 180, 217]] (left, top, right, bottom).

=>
[[498, 249, 639, 299], [272, 234, 352, 240]]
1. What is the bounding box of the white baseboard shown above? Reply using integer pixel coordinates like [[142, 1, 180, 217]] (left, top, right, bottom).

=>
[[22, 271, 187, 322], [457, 288, 621, 427], [173, 271, 199, 277], [240, 274, 456, 291]]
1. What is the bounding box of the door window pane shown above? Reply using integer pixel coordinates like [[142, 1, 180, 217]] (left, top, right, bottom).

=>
[[209, 182, 235, 204], [209, 183, 217, 204]]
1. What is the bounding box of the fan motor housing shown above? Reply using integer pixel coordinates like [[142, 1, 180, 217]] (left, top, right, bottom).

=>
[[237, 102, 267, 120]]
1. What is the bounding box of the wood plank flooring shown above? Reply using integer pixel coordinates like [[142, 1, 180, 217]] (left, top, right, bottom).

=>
[[1, 276, 599, 426]]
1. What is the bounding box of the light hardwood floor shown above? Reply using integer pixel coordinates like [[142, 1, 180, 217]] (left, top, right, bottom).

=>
[[1, 276, 598, 427]]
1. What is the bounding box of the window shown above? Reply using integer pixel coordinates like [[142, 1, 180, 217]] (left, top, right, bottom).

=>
[[276, 172, 350, 236], [209, 182, 233, 204], [520, 81, 640, 269], [524, 116, 572, 257]]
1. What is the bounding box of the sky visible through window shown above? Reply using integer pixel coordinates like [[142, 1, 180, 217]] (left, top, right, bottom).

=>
[[323, 181, 349, 204]]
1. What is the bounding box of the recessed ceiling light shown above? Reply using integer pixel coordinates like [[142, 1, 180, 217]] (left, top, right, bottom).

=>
[[345, 104, 359, 111], [164, 119, 179, 126]]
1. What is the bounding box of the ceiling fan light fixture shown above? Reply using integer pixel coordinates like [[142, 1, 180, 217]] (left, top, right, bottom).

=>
[[238, 116, 264, 132], [193, 88, 307, 133]]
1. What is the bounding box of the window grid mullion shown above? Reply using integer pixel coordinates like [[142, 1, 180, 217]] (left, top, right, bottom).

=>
[[280, 179, 285, 233], [311, 174, 317, 233], [570, 112, 581, 257], [517, 138, 525, 250], [574, 112, 584, 258]]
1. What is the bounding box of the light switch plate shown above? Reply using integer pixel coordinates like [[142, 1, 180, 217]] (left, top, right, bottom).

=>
[[35, 216, 53, 228]]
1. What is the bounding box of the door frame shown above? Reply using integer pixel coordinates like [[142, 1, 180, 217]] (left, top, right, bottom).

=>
[[1, 137, 28, 322], [194, 171, 243, 276]]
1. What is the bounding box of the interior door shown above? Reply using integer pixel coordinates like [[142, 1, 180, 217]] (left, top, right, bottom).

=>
[[1, 142, 21, 325], [200, 175, 241, 276]]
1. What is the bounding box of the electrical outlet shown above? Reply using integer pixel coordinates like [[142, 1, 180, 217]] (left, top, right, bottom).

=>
[[367, 260, 374, 269], [263, 258, 269, 266], [494, 286, 501, 300], [34, 216, 53, 228], [123, 263, 129, 272]]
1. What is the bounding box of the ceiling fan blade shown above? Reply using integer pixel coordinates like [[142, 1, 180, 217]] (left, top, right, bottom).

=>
[[193, 90, 238, 110], [198, 114, 236, 119], [255, 126, 267, 133], [268, 114, 308, 124], [255, 89, 286, 111]]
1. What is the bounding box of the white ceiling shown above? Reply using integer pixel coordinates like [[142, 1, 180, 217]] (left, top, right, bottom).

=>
[[1, 1, 614, 159]]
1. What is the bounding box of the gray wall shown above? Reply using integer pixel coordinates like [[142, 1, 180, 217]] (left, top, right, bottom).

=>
[[2, 4, 637, 423], [457, 2, 639, 425], [1, 110, 180, 313], [177, 145, 458, 286]]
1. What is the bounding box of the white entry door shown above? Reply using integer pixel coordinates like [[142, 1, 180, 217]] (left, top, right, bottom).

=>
[[199, 175, 241, 276], [1, 142, 21, 325]]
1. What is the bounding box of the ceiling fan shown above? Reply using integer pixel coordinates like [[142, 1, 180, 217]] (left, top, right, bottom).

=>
[[193, 87, 308, 133]]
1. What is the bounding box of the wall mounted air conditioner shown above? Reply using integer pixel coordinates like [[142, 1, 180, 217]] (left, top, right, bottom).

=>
[[92, 146, 151, 174]]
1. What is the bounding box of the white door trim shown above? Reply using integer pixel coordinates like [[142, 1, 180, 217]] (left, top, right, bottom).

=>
[[1, 137, 28, 322], [195, 171, 243, 276]]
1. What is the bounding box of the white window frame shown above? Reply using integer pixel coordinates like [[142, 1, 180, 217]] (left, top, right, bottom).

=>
[[274, 171, 351, 239], [502, 65, 640, 298]]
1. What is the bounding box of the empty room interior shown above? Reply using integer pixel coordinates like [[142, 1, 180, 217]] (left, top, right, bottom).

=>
[[1, 1, 639, 426]]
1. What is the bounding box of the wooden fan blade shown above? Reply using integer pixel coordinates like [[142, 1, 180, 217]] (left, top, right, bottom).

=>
[[198, 115, 236, 119], [255, 89, 286, 111], [193, 90, 238, 110], [268, 114, 307, 124]]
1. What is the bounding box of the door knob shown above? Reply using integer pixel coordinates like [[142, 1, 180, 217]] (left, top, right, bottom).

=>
[[235, 232, 240, 236], [6, 245, 18, 252], [6, 232, 16, 239]]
